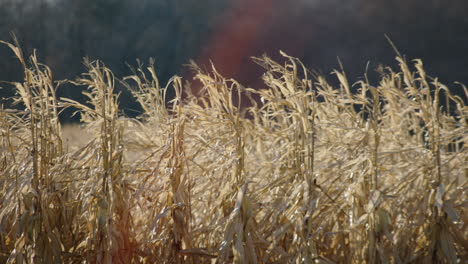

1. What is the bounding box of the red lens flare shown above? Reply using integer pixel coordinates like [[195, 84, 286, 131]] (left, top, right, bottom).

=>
[[194, 0, 275, 94], [193, 0, 312, 105]]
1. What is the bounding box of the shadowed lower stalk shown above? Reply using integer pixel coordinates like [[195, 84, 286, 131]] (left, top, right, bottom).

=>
[[368, 85, 381, 264]]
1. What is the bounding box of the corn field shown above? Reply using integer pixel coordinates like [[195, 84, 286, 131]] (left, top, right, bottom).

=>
[[0, 41, 467, 263]]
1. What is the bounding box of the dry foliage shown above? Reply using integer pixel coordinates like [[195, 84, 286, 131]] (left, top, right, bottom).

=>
[[0, 42, 467, 263]]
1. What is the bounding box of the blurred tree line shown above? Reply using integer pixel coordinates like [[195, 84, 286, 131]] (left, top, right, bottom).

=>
[[0, 0, 226, 119], [0, 0, 466, 121]]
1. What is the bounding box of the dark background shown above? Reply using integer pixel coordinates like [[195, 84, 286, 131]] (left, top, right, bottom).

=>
[[1, 0, 467, 121]]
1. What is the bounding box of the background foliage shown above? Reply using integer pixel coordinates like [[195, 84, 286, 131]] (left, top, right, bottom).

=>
[[0, 0, 467, 121]]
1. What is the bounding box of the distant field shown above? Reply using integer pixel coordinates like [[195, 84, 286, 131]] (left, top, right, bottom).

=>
[[1, 42, 466, 263]]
